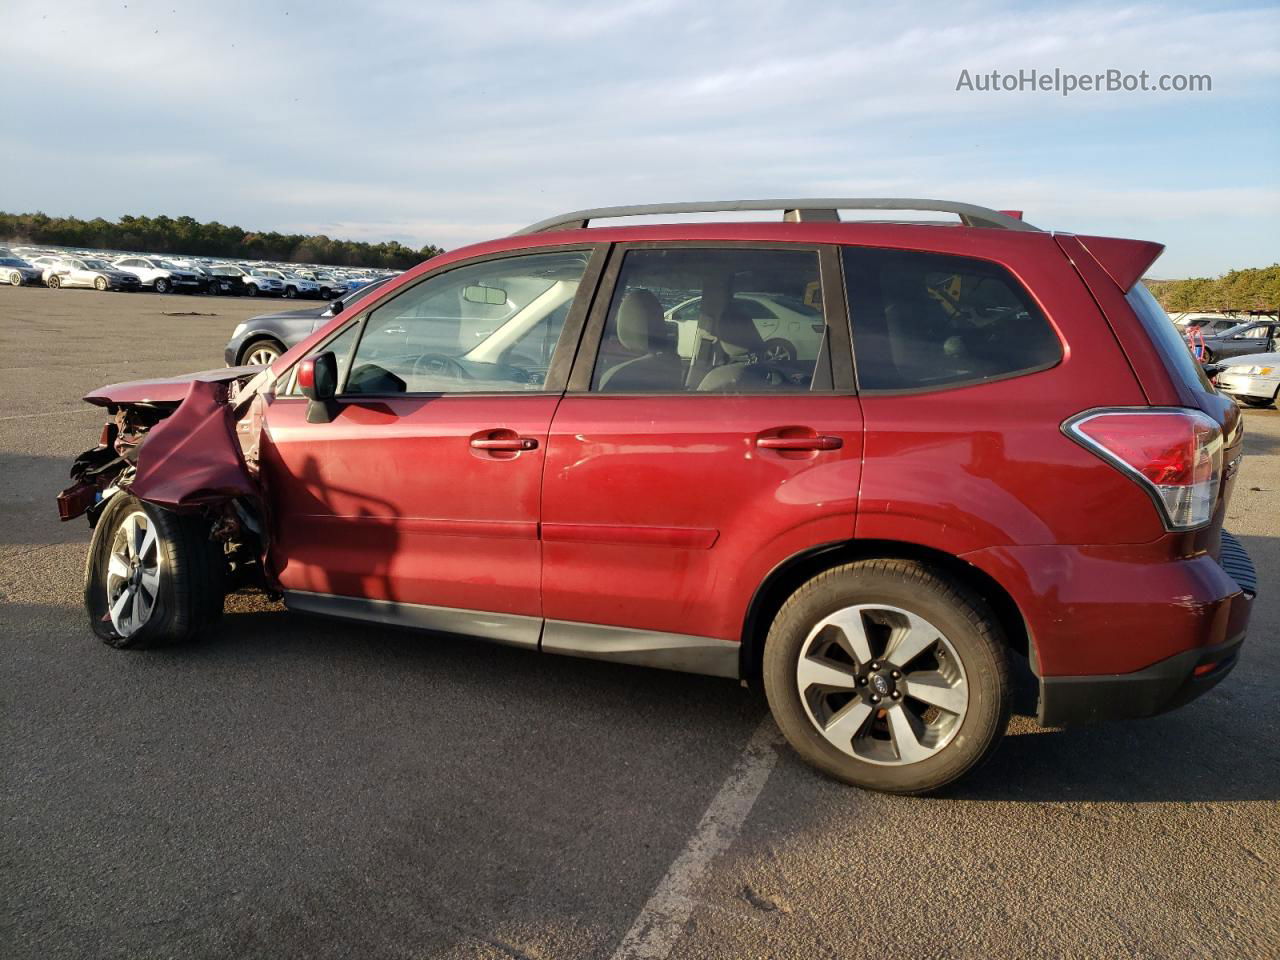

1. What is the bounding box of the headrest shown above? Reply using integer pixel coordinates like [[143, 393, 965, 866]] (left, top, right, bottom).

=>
[[616, 289, 666, 353], [717, 301, 765, 357]]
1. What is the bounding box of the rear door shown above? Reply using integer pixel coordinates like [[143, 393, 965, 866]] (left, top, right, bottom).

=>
[[539, 243, 863, 667], [261, 246, 605, 645]]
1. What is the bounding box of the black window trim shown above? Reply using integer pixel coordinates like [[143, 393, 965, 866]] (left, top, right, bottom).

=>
[[565, 240, 857, 396], [272, 243, 609, 402], [839, 244, 1064, 397]]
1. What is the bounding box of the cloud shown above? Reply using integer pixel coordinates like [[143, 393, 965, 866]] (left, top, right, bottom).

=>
[[1, 0, 1276, 274]]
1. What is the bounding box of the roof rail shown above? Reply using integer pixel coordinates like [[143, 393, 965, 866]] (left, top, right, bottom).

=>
[[514, 198, 1041, 235]]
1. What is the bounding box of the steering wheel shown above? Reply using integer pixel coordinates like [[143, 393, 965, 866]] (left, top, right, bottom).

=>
[[411, 353, 470, 380]]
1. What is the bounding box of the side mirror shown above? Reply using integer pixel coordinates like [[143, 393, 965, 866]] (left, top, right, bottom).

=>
[[297, 351, 339, 423], [326, 298, 344, 317]]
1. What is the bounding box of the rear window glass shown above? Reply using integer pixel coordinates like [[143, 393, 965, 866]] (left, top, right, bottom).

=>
[[1126, 283, 1213, 393], [843, 248, 1061, 391]]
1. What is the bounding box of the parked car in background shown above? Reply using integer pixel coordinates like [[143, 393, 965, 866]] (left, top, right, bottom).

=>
[[665, 292, 826, 362], [112, 256, 205, 294], [1212, 352, 1280, 408], [291, 269, 348, 299], [0, 255, 45, 286], [1181, 316, 1245, 337], [1196, 320, 1280, 363], [58, 198, 1255, 795], [223, 275, 394, 366], [45, 257, 142, 291], [250, 268, 322, 299], [218, 266, 285, 297], [29, 255, 67, 279], [205, 265, 250, 296]]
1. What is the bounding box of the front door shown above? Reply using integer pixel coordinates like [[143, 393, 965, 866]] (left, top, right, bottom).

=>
[[539, 244, 863, 670], [261, 246, 603, 647]]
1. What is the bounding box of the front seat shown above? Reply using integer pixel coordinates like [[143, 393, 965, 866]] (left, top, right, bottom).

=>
[[696, 302, 772, 391], [597, 290, 685, 391]]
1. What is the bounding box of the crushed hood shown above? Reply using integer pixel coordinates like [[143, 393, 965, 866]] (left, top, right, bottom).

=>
[[84, 365, 263, 407]]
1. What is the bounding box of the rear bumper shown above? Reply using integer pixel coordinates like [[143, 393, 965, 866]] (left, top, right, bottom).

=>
[[1036, 531, 1256, 725]]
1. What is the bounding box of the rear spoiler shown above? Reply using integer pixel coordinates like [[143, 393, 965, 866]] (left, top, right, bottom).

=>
[[1065, 234, 1166, 293]]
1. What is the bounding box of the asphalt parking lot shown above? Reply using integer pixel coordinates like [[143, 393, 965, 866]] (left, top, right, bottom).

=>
[[2, 284, 1278, 960]]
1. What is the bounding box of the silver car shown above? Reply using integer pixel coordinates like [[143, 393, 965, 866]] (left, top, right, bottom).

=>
[[44, 257, 142, 292], [0, 255, 45, 286], [1214, 352, 1280, 409]]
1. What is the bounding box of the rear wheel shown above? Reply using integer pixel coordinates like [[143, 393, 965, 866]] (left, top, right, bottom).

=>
[[154, 276, 170, 294], [763, 559, 1010, 794], [8, 271, 21, 286], [47, 274, 61, 288], [94, 276, 108, 291], [85, 494, 225, 649], [242, 338, 285, 367], [245, 283, 258, 297]]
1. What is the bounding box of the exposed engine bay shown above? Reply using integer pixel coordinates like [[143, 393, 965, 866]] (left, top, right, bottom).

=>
[[57, 366, 274, 593]]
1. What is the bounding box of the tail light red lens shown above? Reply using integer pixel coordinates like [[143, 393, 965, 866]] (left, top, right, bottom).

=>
[[1064, 408, 1224, 531]]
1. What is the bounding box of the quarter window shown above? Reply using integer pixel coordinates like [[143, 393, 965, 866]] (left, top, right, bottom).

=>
[[590, 248, 830, 393], [843, 248, 1061, 391]]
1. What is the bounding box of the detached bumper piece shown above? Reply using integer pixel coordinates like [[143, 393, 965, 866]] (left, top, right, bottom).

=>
[[1039, 531, 1256, 726]]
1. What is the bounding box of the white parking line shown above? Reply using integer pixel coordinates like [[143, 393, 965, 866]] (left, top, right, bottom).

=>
[[610, 716, 784, 960]]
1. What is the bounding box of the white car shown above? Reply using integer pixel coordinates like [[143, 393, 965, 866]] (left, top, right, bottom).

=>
[[0, 255, 45, 286], [214, 266, 285, 297], [251, 268, 319, 299], [43, 257, 142, 292], [665, 292, 826, 362], [1214, 352, 1280, 409], [112, 256, 205, 294], [292, 269, 348, 299]]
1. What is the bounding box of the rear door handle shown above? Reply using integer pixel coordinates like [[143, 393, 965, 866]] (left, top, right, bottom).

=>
[[470, 436, 538, 451], [757, 435, 842, 451]]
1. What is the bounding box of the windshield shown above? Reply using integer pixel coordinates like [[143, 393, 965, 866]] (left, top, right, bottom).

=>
[[83, 259, 112, 270]]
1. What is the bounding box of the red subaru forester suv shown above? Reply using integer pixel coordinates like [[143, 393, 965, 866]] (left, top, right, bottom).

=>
[[58, 199, 1256, 793]]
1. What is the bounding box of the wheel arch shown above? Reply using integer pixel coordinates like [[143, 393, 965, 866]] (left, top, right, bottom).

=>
[[738, 538, 1034, 685]]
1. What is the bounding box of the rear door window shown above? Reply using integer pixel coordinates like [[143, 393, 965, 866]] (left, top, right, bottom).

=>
[[842, 247, 1061, 391]]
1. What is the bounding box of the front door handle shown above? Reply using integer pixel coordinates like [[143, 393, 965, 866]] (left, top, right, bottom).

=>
[[756, 434, 842, 451], [470, 433, 538, 451]]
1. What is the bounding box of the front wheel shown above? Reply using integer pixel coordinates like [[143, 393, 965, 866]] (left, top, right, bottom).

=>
[[245, 284, 258, 297], [242, 338, 285, 367], [94, 276, 108, 291], [8, 271, 21, 286], [84, 494, 226, 649], [763, 559, 1010, 794], [284, 286, 297, 299], [47, 275, 61, 288], [154, 277, 170, 294]]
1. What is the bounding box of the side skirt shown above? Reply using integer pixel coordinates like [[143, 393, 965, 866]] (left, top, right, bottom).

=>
[[282, 590, 740, 678]]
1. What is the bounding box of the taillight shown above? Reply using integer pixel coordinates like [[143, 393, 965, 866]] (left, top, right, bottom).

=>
[[1064, 408, 1224, 531]]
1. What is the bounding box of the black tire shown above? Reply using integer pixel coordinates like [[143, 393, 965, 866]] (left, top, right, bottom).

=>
[[8, 271, 21, 286], [763, 338, 797, 363], [84, 493, 226, 649], [1241, 395, 1276, 409], [47, 274, 60, 288], [763, 559, 1010, 794], [154, 276, 170, 294], [245, 284, 258, 297], [284, 286, 297, 299]]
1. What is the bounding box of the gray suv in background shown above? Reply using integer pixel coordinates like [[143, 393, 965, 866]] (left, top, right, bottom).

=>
[[223, 276, 393, 366]]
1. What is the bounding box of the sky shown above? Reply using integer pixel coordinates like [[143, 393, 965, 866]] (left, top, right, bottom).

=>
[[2, 0, 1277, 277]]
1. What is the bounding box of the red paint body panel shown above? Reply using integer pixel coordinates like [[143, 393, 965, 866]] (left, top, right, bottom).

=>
[[260, 394, 556, 616], [540, 394, 863, 641], [84, 366, 258, 407], [1073, 234, 1165, 293], [129, 380, 258, 510], [964, 539, 1249, 675]]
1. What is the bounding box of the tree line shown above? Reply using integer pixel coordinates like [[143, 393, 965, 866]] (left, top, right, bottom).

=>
[[1147, 264, 1280, 316], [0, 211, 444, 270]]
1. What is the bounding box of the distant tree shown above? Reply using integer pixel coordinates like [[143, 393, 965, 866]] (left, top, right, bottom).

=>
[[0, 210, 442, 269]]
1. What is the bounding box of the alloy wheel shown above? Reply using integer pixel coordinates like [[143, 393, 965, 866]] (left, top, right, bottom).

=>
[[796, 604, 968, 766], [245, 343, 282, 366], [104, 511, 162, 638]]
